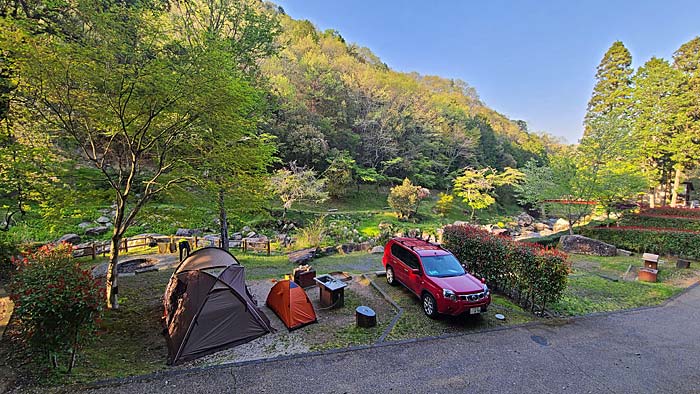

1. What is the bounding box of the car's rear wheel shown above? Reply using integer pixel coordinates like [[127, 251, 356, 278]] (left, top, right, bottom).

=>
[[422, 293, 438, 318], [386, 266, 396, 286]]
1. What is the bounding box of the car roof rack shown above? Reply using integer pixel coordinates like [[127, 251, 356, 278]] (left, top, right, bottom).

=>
[[396, 238, 442, 251]]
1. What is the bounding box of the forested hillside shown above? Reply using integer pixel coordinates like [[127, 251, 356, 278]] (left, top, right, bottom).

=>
[[261, 10, 561, 188]]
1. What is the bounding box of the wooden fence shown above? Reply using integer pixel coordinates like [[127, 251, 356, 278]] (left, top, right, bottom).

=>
[[72, 234, 271, 259]]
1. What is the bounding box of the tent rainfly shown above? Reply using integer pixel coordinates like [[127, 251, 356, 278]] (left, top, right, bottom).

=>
[[162, 247, 274, 365], [266, 279, 317, 330]]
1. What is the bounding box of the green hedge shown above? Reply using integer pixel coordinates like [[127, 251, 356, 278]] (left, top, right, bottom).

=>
[[641, 207, 700, 218], [580, 227, 700, 258], [443, 225, 569, 313], [620, 215, 700, 231]]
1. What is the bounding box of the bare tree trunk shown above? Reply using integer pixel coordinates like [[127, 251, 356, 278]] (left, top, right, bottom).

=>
[[649, 188, 655, 208], [106, 234, 120, 309], [670, 165, 682, 208], [218, 188, 228, 251], [106, 197, 125, 310]]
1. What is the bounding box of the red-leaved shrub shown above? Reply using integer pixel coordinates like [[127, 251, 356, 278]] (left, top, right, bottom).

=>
[[8, 242, 102, 372], [443, 225, 569, 313]]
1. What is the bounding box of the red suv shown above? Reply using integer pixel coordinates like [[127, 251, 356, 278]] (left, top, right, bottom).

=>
[[382, 238, 490, 318]]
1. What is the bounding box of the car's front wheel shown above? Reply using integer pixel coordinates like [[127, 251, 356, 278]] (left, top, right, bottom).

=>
[[386, 266, 396, 286], [422, 292, 438, 318]]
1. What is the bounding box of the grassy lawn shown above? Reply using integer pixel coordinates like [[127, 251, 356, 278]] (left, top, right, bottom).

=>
[[550, 253, 697, 316]]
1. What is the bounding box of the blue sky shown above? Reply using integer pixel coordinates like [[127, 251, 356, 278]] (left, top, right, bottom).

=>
[[274, 0, 700, 143]]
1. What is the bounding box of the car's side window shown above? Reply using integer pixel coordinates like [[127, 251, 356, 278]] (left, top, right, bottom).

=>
[[391, 243, 420, 270], [405, 253, 420, 270], [390, 244, 406, 264]]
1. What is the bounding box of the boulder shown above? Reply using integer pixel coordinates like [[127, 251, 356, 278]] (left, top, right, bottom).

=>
[[558, 235, 617, 257], [516, 212, 535, 227], [452, 221, 469, 227], [288, 248, 316, 265], [175, 228, 193, 236], [57, 233, 81, 245], [533, 222, 550, 231], [232, 232, 243, 240], [96, 216, 112, 224], [553, 218, 570, 233], [241, 226, 251, 233], [539, 229, 555, 237], [492, 228, 509, 236], [337, 243, 366, 254], [246, 231, 257, 238], [370, 246, 385, 254], [78, 222, 92, 229], [85, 226, 109, 236]]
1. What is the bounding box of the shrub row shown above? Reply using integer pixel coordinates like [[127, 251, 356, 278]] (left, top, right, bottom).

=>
[[640, 207, 700, 219], [580, 227, 700, 259], [619, 214, 700, 231], [443, 225, 569, 313]]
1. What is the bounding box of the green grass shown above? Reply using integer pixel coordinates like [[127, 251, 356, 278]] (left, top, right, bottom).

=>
[[550, 253, 693, 316], [550, 274, 681, 316]]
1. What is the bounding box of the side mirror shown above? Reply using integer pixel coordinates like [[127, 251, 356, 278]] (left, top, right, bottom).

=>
[[411, 268, 421, 275]]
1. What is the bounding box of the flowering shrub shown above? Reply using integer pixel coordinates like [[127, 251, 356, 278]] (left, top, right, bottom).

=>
[[580, 227, 700, 258], [8, 242, 102, 372], [443, 225, 569, 313], [387, 178, 429, 219]]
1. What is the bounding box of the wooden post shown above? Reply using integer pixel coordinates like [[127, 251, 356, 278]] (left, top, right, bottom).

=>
[[91, 242, 96, 260], [123, 238, 128, 253], [194, 235, 198, 250], [267, 240, 271, 256], [243, 239, 247, 253]]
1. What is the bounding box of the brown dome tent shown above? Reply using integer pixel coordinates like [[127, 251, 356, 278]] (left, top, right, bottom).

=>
[[266, 279, 317, 330], [162, 247, 273, 365]]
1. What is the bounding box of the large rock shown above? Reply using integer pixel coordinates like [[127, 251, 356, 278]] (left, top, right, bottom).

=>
[[288, 248, 316, 265], [85, 226, 109, 236], [553, 218, 570, 233], [57, 233, 81, 245], [176, 228, 194, 236], [533, 222, 551, 232], [516, 212, 535, 227], [558, 235, 617, 256], [78, 222, 93, 229], [370, 246, 385, 254], [96, 216, 112, 224]]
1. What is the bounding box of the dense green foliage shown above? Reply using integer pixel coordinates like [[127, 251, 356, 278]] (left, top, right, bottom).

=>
[[453, 167, 523, 219], [387, 178, 428, 219], [640, 207, 700, 218], [261, 13, 556, 189], [580, 227, 700, 258], [8, 243, 102, 372], [443, 225, 569, 313], [619, 215, 700, 231]]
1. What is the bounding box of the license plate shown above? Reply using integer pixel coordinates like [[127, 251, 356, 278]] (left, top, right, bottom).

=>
[[469, 307, 481, 315]]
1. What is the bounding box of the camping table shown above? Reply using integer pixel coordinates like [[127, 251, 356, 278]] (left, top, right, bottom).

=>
[[314, 274, 348, 309]]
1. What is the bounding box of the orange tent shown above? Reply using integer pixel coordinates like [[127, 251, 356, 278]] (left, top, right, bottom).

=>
[[266, 280, 317, 330]]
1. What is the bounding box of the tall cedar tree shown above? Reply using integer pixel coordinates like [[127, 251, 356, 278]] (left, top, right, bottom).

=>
[[584, 41, 633, 131], [670, 37, 700, 206]]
